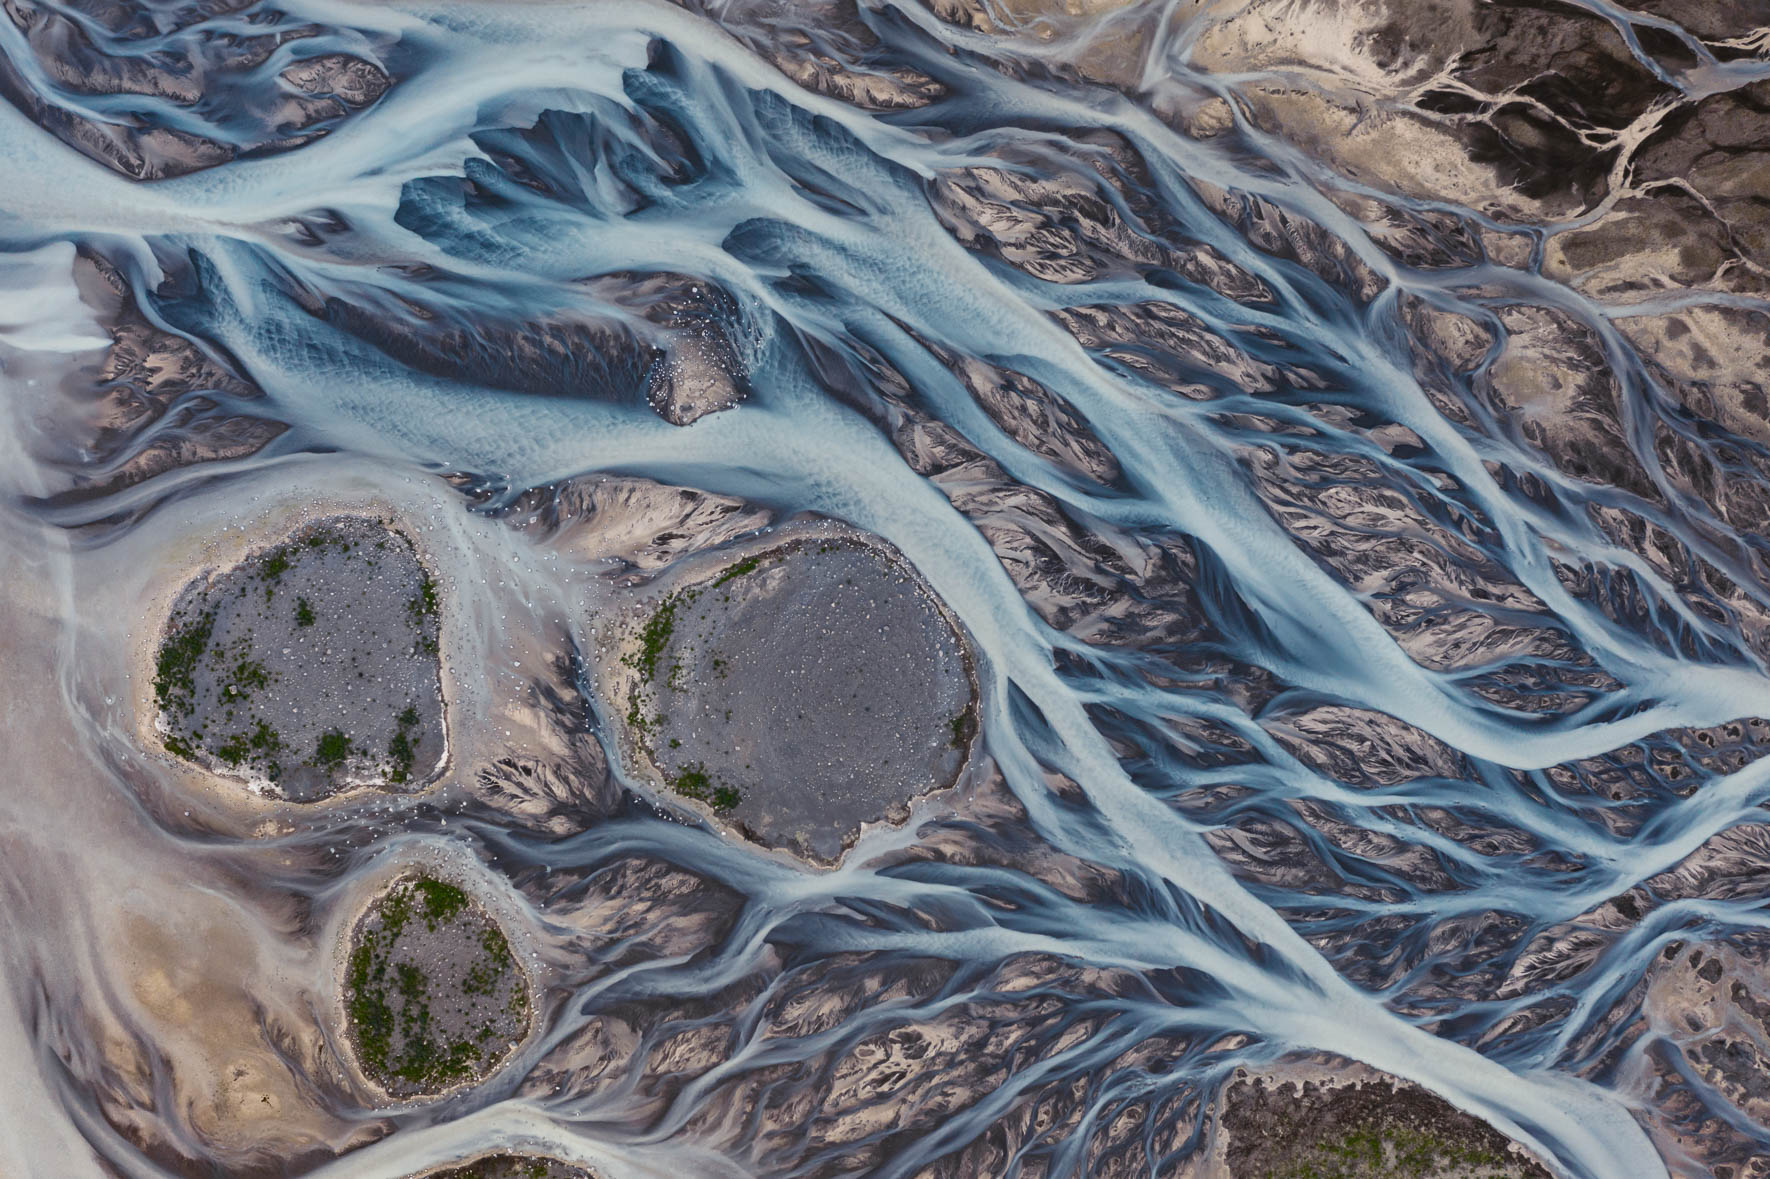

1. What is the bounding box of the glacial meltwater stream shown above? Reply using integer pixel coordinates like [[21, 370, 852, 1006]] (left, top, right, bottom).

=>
[[3, 0, 1770, 1176]]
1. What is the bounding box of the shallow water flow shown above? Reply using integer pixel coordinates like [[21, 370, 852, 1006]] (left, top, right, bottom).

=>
[[3, 0, 1770, 1176]]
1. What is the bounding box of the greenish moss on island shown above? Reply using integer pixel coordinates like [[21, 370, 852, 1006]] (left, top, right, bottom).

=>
[[1221, 1071, 1549, 1179], [711, 554, 765, 587], [315, 729, 354, 769], [1265, 1123, 1512, 1179], [387, 705, 423, 784], [343, 875, 529, 1097], [631, 590, 691, 682], [153, 610, 215, 717], [151, 517, 444, 800], [669, 763, 741, 812]]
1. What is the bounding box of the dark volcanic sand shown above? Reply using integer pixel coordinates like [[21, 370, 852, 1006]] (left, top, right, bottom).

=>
[[154, 516, 444, 801], [632, 538, 974, 863]]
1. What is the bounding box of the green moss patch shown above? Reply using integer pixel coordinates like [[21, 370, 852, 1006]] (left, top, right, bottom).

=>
[[711, 554, 766, 587], [154, 610, 215, 717], [387, 705, 422, 785], [343, 875, 530, 1098], [151, 517, 444, 799], [668, 763, 740, 812]]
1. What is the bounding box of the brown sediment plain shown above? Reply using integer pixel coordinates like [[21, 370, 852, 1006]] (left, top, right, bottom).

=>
[[602, 522, 978, 866], [134, 503, 454, 810], [1193, 1058, 1553, 1179], [336, 869, 536, 1102]]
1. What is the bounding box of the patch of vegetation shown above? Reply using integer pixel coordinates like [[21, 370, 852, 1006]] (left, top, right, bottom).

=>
[[950, 711, 971, 749], [154, 610, 215, 717], [302, 527, 350, 552], [215, 730, 252, 766], [208, 717, 284, 779], [387, 704, 422, 785], [295, 597, 315, 627], [315, 729, 354, 769], [1268, 1120, 1515, 1179], [345, 939, 395, 1075], [260, 551, 291, 581], [408, 573, 440, 624], [379, 885, 413, 940], [249, 719, 284, 760], [669, 763, 740, 812], [712, 554, 764, 587], [232, 658, 270, 692], [623, 588, 708, 753], [463, 926, 514, 995], [634, 592, 683, 681], [413, 877, 469, 928]]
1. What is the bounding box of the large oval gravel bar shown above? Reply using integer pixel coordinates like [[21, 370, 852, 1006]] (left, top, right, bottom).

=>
[[634, 538, 974, 862]]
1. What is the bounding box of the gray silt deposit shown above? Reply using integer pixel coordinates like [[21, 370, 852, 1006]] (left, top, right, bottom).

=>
[[153, 516, 444, 801], [632, 538, 975, 863], [343, 875, 530, 1099]]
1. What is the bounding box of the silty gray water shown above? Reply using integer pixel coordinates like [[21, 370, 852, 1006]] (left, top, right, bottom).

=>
[[0, 0, 1766, 1176]]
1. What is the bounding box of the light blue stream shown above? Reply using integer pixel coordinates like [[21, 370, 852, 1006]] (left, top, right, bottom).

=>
[[4, 0, 1770, 1175]]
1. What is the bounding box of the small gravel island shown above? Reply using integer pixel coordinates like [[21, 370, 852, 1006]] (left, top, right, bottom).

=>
[[152, 516, 445, 801], [342, 874, 531, 1100]]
